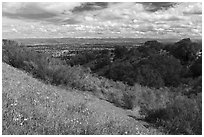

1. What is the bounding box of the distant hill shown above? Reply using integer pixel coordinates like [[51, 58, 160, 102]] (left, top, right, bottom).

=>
[[7, 37, 186, 45]]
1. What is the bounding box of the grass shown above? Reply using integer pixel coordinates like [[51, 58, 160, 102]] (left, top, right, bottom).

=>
[[2, 39, 202, 135], [3, 92, 107, 134], [3, 92, 148, 135], [2, 62, 155, 135]]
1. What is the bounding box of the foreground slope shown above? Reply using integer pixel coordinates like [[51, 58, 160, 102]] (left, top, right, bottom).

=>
[[2, 63, 162, 135]]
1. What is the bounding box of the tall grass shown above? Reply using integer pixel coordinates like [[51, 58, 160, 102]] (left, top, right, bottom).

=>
[[3, 92, 142, 135]]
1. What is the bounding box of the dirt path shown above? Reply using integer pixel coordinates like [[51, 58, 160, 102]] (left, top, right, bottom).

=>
[[2, 63, 163, 135]]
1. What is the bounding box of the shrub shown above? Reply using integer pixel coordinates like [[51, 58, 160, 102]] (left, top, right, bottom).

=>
[[138, 54, 183, 87], [135, 64, 165, 88], [105, 61, 135, 85], [142, 91, 202, 135]]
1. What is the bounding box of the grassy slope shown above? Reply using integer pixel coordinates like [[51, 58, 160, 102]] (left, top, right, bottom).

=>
[[2, 63, 162, 135]]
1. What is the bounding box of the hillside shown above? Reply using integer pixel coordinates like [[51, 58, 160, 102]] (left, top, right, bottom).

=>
[[2, 63, 162, 135], [2, 38, 201, 135]]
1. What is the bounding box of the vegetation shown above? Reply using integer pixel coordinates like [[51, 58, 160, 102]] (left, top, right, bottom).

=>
[[2, 40, 135, 109], [2, 38, 202, 135], [137, 84, 200, 133], [2, 85, 144, 135], [65, 38, 201, 88]]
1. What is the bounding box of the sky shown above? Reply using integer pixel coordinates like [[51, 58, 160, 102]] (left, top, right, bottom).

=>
[[2, 2, 202, 39]]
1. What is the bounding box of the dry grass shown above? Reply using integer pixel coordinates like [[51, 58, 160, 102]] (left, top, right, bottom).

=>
[[2, 63, 161, 135]]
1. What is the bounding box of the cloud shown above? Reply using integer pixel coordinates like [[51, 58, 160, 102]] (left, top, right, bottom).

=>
[[3, 3, 54, 18], [140, 2, 177, 12], [2, 2, 202, 39], [61, 18, 81, 24], [3, 11, 56, 20], [162, 15, 182, 21], [2, 2, 81, 22], [182, 2, 202, 15], [71, 2, 108, 13]]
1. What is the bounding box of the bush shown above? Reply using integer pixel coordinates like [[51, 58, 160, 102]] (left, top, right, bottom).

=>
[[105, 61, 135, 85], [142, 91, 202, 135], [135, 64, 165, 88], [134, 54, 182, 87]]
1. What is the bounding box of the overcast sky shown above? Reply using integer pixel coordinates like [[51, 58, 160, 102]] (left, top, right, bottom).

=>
[[2, 2, 202, 39]]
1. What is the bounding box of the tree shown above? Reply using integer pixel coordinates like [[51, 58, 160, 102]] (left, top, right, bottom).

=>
[[135, 64, 165, 88], [144, 40, 164, 50], [170, 38, 201, 65], [137, 54, 183, 87], [190, 55, 202, 77], [114, 46, 128, 59]]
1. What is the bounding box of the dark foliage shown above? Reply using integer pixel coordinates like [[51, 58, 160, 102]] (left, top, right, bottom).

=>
[[66, 49, 112, 71], [190, 55, 202, 77], [138, 54, 182, 87], [113, 46, 129, 59], [143, 93, 202, 135], [62, 38, 201, 89], [165, 38, 201, 65]]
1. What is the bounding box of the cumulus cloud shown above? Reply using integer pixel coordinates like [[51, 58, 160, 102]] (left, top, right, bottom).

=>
[[2, 2, 81, 22], [140, 2, 176, 12], [2, 2, 202, 39], [71, 2, 108, 13]]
